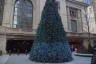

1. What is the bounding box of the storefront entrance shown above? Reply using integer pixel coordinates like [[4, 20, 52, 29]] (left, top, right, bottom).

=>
[[69, 39, 83, 51], [6, 40, 34, 54]]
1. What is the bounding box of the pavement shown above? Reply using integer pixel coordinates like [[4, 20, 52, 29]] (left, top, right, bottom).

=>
[[0, 53, 91, 64], [0, 55, 9, 64]]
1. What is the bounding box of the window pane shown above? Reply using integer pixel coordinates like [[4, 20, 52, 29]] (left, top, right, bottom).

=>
[[26, 1, 32, 6], [13, 25, 16, 28], [26, 14, 32, 17], [69, 7, 78, 18], [14, 16, 17, 20], [71, 20, 77, 32], [0, 0, 5, 25], [13, 0, 33, 29], [14, 20, 17, 24]]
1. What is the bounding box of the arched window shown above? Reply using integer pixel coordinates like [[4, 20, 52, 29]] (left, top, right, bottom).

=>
[[0, 0, 5, 25], [13, 0, 33, 29]]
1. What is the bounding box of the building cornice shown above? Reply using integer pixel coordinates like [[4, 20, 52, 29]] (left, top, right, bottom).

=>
[[66, 0, 89, 7]]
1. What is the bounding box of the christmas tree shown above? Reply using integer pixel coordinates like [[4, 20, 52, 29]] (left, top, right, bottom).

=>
[[29, 0, 73, 63]]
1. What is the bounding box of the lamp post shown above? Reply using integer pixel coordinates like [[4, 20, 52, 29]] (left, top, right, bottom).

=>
[[85, 6, 93, 53], [91, 45, 96, 64], [91, 0, 96, 64]]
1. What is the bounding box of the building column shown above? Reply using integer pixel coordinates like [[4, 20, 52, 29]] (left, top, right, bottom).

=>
[[83, 39, 93, 49], [0, 35, 6, 54]]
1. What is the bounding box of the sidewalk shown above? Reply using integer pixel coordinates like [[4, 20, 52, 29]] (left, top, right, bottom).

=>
[[0, 53, 91, 64], [0, 55, 10, 64]]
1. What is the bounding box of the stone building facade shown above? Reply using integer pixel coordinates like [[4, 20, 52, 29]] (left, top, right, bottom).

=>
[[0, 0, 95, 53], [92, 0, 96, 23]]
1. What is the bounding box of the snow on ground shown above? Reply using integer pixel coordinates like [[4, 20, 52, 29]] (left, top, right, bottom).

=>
[[0, 53, 91, 64]]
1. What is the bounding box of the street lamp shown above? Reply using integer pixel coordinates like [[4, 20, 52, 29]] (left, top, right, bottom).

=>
[[84, 4, 93, 53]]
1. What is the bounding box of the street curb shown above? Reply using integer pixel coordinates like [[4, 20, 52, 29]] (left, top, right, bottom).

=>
[[74, 52, 93, 57]]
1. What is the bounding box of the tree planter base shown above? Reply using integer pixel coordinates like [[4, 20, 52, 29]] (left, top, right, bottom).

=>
[[29, 42, 73, 63], [29, 61, 73, 64]]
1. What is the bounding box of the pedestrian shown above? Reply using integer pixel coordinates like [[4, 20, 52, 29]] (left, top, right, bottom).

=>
[[75, 48, 78, 52]]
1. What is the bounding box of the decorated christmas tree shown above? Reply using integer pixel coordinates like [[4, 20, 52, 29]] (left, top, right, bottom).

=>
[[29, 0, 73, 63]]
